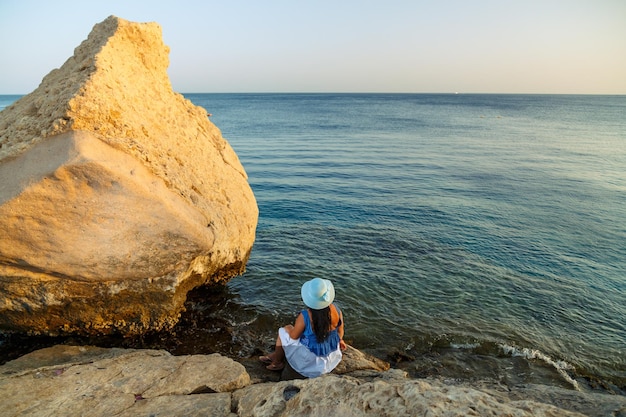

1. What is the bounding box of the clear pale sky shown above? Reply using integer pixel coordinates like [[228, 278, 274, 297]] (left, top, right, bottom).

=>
[[1, 0, 624, 94]]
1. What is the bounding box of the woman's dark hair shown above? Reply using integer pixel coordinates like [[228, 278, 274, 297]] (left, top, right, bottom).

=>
[[310, 306, 331, 342]]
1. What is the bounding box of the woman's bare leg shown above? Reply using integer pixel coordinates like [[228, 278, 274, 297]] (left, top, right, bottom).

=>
[[263, 325, 293, 369], [267, 326, 291, 366], [271, 334, 285, 365]]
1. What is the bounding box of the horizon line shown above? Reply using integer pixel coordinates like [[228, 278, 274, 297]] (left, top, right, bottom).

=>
[[1, 91, 625, 97]]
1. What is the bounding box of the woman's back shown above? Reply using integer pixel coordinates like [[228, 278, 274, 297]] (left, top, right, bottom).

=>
[[301, 304, 342, 356]]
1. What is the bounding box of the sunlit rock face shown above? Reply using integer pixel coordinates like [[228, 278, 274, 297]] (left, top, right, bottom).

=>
[[0, 16, 258, 336]]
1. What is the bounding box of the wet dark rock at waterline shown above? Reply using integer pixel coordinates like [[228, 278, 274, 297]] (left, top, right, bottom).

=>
[[0, 285, 263, 364]]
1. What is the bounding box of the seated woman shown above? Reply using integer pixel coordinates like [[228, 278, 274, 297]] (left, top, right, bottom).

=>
[[260, 278, 346, 377]]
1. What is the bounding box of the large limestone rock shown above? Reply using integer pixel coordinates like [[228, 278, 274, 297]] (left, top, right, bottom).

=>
[[0, 16, 258, 335]]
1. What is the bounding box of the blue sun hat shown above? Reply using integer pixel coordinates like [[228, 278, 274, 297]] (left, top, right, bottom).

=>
[[301, 278, 335, 310]]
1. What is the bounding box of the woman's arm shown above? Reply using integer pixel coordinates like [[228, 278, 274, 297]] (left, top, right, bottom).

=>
[[338, 310, 346, 350], [284, 312, 305, 340]]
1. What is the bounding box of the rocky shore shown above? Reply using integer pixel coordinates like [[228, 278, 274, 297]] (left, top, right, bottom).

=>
[[1, 15, 624, 417], [1, 344, 625, 416]]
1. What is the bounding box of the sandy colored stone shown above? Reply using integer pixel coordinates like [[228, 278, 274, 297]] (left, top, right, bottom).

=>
[[2, 345, 620, 417], [144, 353, 252, 396], [0, 344, 139, 376], [232, 374, 586, 417], [118, 393, 233, 417], [0, 16, 257, 335], [0, 346, 249, 417], [334, 344, 390, 374]]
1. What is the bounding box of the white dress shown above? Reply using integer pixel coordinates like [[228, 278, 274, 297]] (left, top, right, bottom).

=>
[[278, 327, 342, 378]]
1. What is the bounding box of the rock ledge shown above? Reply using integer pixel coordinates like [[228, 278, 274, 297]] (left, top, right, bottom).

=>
[[2, 345, 618, 417]]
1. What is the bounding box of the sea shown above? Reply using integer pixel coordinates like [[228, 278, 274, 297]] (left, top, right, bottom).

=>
[[1, 93, 625, 394]]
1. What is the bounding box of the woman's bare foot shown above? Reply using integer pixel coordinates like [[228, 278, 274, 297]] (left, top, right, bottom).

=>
[[259, 355, 273, 364], [266, 362, 285, 371]]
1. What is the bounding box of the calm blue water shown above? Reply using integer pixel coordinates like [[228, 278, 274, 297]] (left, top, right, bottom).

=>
[[184, 93, 625, 390], [1, 93, 624, 390]]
